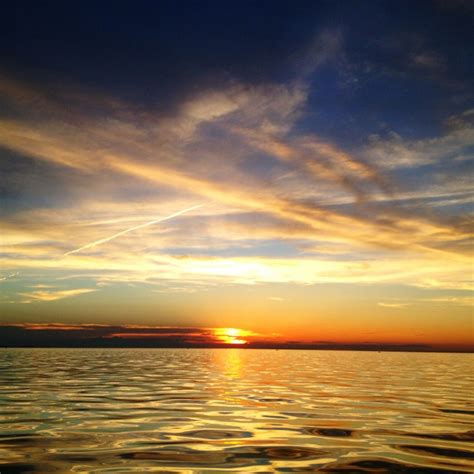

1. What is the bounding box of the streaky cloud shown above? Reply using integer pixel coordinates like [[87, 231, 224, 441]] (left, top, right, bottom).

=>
[[64, 204, 203, 256], [378, 302, 412, 308], [18, 288, 97, 302]]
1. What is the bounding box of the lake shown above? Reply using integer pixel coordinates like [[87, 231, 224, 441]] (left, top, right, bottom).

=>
[[0, 348, 473, 472]]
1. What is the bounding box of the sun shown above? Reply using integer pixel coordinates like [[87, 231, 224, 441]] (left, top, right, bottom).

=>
[[214, 327, 249, 345]]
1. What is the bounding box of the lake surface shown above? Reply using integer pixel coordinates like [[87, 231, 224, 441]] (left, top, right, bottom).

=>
[[0, 349, 473, 473]]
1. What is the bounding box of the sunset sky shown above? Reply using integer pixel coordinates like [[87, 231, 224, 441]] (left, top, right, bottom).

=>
[[1, 1, 473, 349]]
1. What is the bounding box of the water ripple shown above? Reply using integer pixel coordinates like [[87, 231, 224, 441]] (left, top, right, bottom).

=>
[[0, 348, 473, 472]]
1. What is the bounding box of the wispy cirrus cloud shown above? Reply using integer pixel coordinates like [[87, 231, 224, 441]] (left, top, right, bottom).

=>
[[64, 204, 203, 256], [18, 288, 97, 302], [364, 112, 474, 169], [0, 55, 472, 301], [378, 302, 412, 309]]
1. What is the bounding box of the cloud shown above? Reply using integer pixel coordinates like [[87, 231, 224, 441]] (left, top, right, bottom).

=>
[[2, 249, 468, 291], [378, 302, 412, 308], [410, 52, 445, 71], [0, 68, 472, 295], [0, 272, 19, 281], [364, 117, 474, 169], [1, 322, 470, 351], [296, 28, 344, 79], [17, 288, 97, 302], [0, 323, 268, 347], [232, 127, 389, 202], [64, 204, 203, 255], [420, 296, 474, 307]]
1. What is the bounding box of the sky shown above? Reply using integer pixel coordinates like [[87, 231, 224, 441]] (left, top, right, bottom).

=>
[[0, 0, 473, 350]]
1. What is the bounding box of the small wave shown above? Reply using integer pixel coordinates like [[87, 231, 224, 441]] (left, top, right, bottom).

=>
[[398, 444, 474, 460], [181, 429, 252, 439], [321, 459, 466, 473], [303, 427, 353, 437]]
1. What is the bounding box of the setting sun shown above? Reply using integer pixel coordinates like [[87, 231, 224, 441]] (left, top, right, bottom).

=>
[[214, 328, 249, 345]]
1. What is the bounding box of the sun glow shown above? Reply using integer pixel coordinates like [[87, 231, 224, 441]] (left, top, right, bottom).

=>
[[214, 327, 250, 345]]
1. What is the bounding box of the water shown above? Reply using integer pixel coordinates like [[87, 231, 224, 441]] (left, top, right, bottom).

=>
[[0, 349, 473, 473]]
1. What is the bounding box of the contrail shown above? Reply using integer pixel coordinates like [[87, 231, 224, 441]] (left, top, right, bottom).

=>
[[64, 204, 203, 256]]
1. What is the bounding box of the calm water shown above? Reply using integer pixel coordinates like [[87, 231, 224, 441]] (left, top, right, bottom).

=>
[[0, 349, 473, 473]]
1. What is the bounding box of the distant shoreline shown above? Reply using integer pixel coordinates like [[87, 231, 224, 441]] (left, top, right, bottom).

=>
[[2, 345, 473, 353]]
